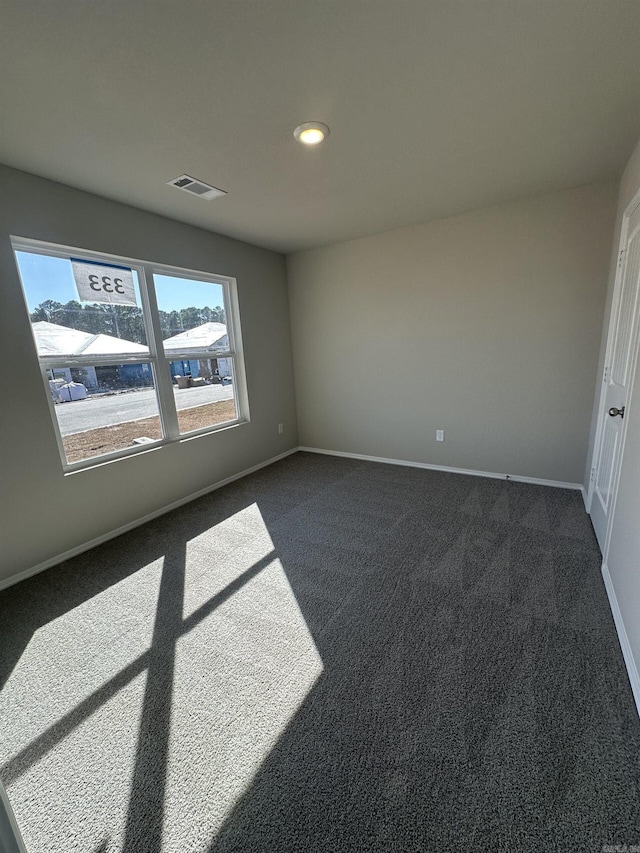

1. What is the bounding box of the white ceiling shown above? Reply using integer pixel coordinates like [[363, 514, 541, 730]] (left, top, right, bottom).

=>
[[2, 1, 640, 254]]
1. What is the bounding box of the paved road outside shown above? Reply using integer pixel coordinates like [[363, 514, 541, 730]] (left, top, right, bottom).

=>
[[55, 384, 234, 436]]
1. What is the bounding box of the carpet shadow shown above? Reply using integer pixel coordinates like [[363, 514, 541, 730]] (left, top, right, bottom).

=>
[[203, 458, 640, 852], [2, 453, 640, 852], [0, 452, 360, 849]]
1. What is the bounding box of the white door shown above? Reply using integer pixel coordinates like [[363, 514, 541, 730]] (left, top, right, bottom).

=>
[[590, 196, 640, 550]]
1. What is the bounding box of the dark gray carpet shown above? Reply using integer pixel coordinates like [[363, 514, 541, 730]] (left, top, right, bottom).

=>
[[1, 452, 639, 852]]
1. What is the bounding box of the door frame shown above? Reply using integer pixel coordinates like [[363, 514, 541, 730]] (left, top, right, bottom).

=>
[[587, 186, 640, 559], [0, 777, 27, 853]]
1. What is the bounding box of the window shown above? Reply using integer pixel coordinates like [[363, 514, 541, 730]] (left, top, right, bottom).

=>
[[153, 272, 239, 435], [12, 237, 247, 469]]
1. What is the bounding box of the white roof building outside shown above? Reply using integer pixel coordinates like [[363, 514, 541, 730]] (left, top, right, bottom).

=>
[[32, 321, 149, 358], [162, 322, 228, 354]]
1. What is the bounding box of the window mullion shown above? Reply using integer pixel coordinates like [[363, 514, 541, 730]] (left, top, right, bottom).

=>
[[163, 349, 234, 361], [140, 265, 179, 441], [39, 353, 153, 368], [227, 279, 248, 422]]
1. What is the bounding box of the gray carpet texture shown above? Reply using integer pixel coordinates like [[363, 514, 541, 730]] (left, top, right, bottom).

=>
[[1, 451, 639, 853]]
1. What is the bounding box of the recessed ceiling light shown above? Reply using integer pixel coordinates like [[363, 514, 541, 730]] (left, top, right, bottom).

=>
[[294, 122, 330, 146]]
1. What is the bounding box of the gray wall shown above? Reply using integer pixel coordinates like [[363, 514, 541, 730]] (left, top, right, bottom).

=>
[[0, 165, 298, 585], [288, 182, 617, 483], [589, 135, 640, 693]]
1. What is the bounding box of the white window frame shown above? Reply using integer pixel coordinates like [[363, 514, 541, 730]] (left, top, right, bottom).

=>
[[12, 236, 249, 472]]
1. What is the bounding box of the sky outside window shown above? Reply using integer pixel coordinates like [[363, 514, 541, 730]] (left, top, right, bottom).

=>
[[16, 252, 220, 314]]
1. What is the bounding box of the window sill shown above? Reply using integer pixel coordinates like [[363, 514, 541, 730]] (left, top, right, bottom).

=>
[[63, 418, 248, 476]]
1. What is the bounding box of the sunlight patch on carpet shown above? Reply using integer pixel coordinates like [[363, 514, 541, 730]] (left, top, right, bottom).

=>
[[0, 558, 164, 755], [163, 556, 323, 850]]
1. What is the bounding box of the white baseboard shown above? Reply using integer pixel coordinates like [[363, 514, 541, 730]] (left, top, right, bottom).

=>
[[601, 561, 640, 720], [298, 446, 583, 491], [0, 448, 298, 593]]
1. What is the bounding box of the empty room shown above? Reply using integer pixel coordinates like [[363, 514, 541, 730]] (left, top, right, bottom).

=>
[[2, 2, 640, 851]]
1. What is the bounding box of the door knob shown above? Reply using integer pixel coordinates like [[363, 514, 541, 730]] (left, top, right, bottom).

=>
[[609, 406, 625, 418]]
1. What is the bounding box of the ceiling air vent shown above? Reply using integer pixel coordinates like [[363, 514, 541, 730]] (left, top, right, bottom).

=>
[[167, 174, 226, 201]]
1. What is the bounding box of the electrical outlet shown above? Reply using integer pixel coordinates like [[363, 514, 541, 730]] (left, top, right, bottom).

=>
[[436, 429, 445, 442], [278, 422, 284, 434]]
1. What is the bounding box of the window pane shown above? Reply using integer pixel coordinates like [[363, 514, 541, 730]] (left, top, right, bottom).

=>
[[169, 358, 238, 434], [154, 274, 228, 352], [47, 362, 163, 464], [15, 251, 149, 356]]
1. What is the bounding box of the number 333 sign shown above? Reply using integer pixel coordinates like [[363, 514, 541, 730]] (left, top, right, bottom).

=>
[[71, 259, 137, 306]]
